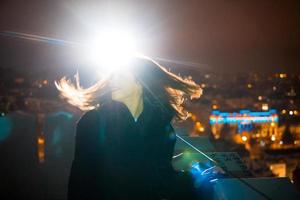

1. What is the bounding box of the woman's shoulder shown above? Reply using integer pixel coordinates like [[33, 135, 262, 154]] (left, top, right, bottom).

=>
[[77, 108, 102, 127], [79, 102, 113, 121], [77, 106, 108, 124], [155, 106, 175, 125], [79, 102, 116, 125]]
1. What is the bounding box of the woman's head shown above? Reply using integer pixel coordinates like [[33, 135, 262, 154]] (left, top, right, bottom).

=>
[[109, 70, 143, 102], [55, 56, 203, 121]]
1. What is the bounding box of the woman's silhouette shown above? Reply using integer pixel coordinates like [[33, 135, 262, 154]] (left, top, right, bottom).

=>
[[55, 56, 203, 200]]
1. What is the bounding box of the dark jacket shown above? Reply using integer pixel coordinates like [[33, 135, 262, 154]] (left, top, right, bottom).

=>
[[67, 97, 198, 200]]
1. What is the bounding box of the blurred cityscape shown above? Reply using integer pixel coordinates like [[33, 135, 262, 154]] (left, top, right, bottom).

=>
[[0, 65, 300, 199], [182, 71, 300, 180]]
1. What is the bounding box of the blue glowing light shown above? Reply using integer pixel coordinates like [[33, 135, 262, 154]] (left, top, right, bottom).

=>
[[191, 161, 201, 172], [0, 116, 12, 141], [190, 160, 219, 188], [210, 109, 279, 125], [45, 111, 74, 158], [50, 111, 73, 120]]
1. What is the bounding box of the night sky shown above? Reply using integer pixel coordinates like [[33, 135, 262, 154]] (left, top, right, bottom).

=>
[[0, 0, 299, 74]]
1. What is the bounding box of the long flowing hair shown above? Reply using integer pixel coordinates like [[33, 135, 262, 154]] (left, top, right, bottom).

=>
[[54, 56, 203, 121]]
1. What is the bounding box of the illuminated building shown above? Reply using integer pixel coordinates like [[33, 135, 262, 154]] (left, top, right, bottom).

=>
[[209, 109, 279, 142]]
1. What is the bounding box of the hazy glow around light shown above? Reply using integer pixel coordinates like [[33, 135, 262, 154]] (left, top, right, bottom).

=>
[[242, 136, 248, 142], [271, 135, 276, 141], [84, 29, 140, 73]]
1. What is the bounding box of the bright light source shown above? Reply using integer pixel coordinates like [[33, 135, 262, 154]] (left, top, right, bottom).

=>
[[84, 29, 141, 73], [279, 73, 287, 78], [294, 110, 298, 115], [212, 104, 218, 110], [279, 140, 283, 145], [199, 127, 205, 132], [241, 136, 247, 142], [271, 135, 276, 141], [262, 103, 268, 111]]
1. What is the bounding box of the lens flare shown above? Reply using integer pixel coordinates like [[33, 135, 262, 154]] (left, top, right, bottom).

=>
[[84, 29, 140, 73]]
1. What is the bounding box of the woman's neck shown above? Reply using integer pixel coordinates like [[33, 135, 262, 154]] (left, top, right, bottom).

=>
[[116, 91, 144, 120]]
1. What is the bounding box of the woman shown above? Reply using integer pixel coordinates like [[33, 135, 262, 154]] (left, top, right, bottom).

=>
[[55, 56, 203, 200]]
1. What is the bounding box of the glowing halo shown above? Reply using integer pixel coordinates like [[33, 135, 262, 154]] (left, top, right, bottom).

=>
[[83, 29, 143, 75]]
